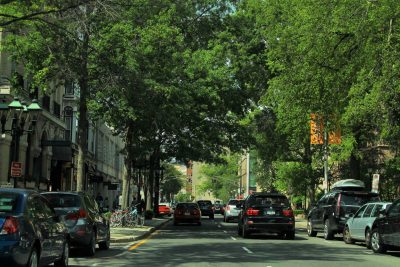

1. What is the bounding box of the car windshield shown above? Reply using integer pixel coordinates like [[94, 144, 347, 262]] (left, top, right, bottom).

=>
[[43, 194, 81, 208], [0, 192, 19, 213], [197, 201, 212, 207], [341, 194, 380, 206]]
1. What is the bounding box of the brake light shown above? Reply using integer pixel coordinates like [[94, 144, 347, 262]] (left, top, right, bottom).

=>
[[336, 194, 342, 216], [192, 209, 199, 215], [282, 209, 293, 217], [246, 208, 260, 216], [1, 216, 19, 235], [65, 209, 87, 221]]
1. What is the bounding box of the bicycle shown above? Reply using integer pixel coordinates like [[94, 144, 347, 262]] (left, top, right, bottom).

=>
[[110, 205, 144, 227]]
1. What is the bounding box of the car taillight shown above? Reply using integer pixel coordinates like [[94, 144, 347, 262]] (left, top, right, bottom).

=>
[[336, 194, 342, 216], [282, 208, 293, 217], [66, 209, 87, 221], [192, 209, 199, 215], [1, 216, 19, 235], [246, 208, 260, 216]]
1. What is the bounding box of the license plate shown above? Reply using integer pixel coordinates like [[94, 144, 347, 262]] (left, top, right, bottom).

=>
[[184, 212, 190, 215], [266, 210, 275, 215]]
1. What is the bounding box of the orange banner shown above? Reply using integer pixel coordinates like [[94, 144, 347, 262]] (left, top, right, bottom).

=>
[[310, 114, 341, 145]]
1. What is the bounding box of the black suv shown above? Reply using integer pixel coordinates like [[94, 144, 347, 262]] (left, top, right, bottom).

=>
[[237, 192, 295, 239], [307, 184, 379, 240], [370, 198, 400, 253], [196, 200, 214, 219]]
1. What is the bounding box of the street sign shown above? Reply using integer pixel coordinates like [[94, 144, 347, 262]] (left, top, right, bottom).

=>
[[372, 174, 380, 193], [11, 161, 22, 177]]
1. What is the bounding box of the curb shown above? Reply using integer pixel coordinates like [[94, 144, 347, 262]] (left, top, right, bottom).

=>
[[110, 218, 172, 243]]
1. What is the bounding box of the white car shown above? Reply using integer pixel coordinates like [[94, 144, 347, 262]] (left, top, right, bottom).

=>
[[343, 201, 391, 248], [224, 199, 243, 222]]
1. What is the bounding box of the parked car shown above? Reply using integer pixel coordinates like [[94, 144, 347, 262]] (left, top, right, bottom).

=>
[[0, 188, 69, 267], [343, 202, 391, 248], [237, 192, 295, 239], [224, 199, 243, 222], [214, 202, 224, 215], [196, 200, 214, 219], [41, 191, 110, 256], [307, 179, 380, 240], [173, 202, 201, 225], [158, 203, 172, 216], [370, 198, 400, 253]]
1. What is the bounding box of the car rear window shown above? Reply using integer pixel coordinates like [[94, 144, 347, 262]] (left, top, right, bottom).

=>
[[197, 201, 212, 207], [42, 194, 81, 208], [340, 193, 380, 206], [248, 196, 289, 207], [0, 192, 19, 212], [228, 200, 241, 205], [176, 203, 198, 209]]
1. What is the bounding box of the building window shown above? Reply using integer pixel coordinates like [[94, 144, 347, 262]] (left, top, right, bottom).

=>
[[64, 106, 73, 140], [65, 80, 74, 95], [42, 95, 50, 111], [53, 101, 60, 118]]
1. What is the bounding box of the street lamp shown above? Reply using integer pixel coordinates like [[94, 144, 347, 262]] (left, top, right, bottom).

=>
[[1, 97, 42, 188]]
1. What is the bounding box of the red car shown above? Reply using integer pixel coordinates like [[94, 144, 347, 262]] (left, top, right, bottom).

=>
[[173, 202, 201, 226], [158, 203, 172, 216]]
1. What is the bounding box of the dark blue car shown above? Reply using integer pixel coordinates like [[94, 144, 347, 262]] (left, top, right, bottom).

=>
[[0, 188, 69, 267]]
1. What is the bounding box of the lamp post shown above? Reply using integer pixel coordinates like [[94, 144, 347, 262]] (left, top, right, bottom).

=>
[[0, 98, 42, 188]]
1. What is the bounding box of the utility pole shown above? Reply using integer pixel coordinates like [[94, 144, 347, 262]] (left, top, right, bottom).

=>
[[323, 125, 329, 194]]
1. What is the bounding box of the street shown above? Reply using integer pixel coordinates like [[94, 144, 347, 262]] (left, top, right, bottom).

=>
[[69, 215, 400, 267]]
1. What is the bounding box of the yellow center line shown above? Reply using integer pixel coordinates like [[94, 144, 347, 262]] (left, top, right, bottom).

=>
[[128, 230, 160, 251]]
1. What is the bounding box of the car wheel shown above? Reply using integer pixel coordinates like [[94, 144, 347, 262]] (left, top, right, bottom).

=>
[[371, 228, 386, 253], [28, 248, 39, 267], [343, 226, 353, 244], [365, 229, 372, 249], [324, 219, 334, 240], [99, 229, 110, 250], [86, 232, 96, 256], [285, 231, 295, 240], [54, 241, 69, 267], [242, 224, 250, 238], [307, 219, 317, 237]]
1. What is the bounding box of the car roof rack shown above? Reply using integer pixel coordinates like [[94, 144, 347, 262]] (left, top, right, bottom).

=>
[[331, 179, 365, 191]]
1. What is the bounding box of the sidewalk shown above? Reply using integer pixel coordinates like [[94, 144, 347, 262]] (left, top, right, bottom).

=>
[[110, 217, 172, 243], [295, 218, 307, 231]]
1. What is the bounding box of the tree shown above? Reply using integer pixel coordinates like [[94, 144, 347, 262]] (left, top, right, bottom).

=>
[[160, 164, 184, 202]]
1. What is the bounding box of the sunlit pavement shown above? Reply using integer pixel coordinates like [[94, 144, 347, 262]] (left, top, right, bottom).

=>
[[68, 214, 400, 267]]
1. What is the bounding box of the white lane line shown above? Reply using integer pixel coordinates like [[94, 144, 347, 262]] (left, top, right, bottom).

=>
[[242, 247, 253, 254], [363, 251, 373, 255], [218, 224, 222, 228], [223, 230, 227, 233], [231, 236, 237, 240]]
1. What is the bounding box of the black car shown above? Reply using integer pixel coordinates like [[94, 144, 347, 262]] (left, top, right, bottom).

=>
[[370, 198, 400, 253], [237, 192, 295, 239], [0, 188, 69, 267], [42, 192, 110, 256], [196, 200, 214, 219], [307, 181, 379, 240]]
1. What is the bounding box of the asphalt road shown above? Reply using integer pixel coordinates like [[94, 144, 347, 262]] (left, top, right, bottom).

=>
[[69, 214, 400, 267]]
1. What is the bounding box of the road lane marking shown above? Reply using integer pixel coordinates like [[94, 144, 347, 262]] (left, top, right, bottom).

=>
[[242, 247, 253, 254], [223, 230, 227, 233], [231, 236, 237, 240], [363, 251, 373, 255], [128, 230, 160, 251], [218, 225, 222, 228]]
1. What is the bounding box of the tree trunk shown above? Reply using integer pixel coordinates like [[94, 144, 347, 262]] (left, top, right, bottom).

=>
[[146, 155, 154, 211], [76, 32, 90, 192], [153, 150, 160, 216]]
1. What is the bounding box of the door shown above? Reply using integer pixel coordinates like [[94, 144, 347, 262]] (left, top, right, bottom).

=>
[[313, 195, 328, 229], [85, 194, 107, 241], [384, 200, 400, 246], [350, 204, 369, 239], [27, 196, 54, 264]]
